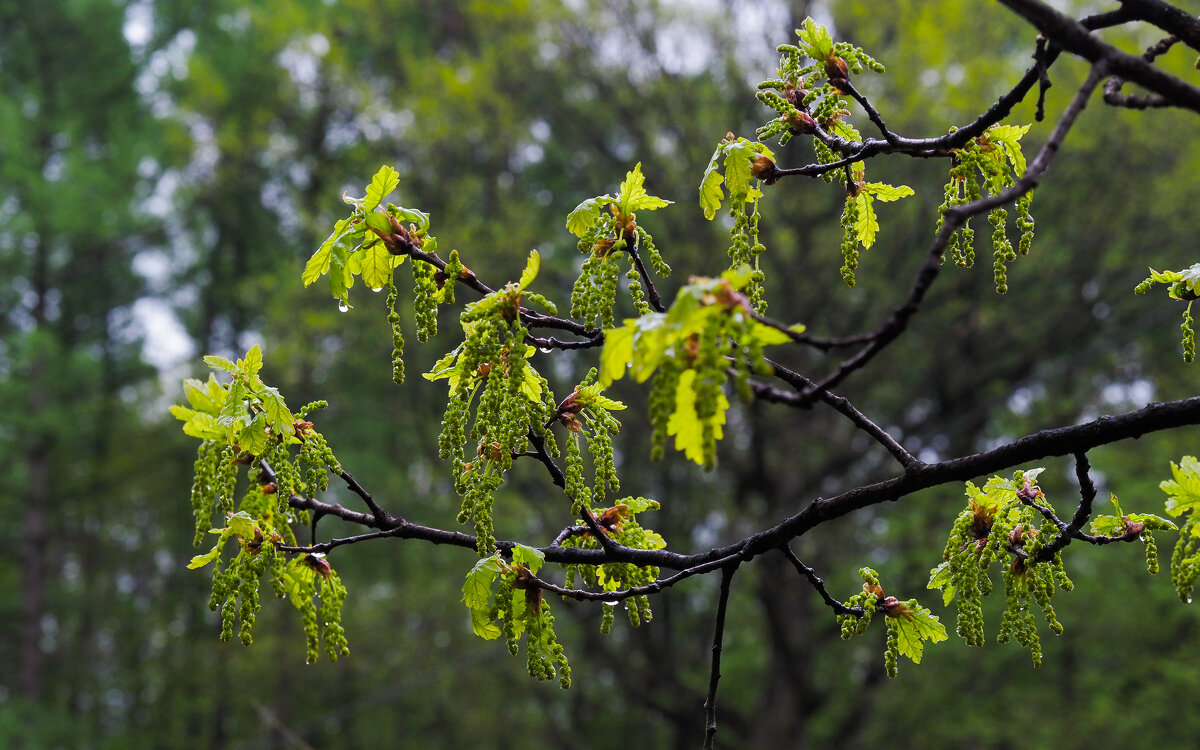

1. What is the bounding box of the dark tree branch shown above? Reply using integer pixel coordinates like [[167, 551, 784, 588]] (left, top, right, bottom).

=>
[[278, 397, 1200, 577], [703, 562, 739, 750], [627, 243, 667, 313], [1104, 34, 1179, 110], [772, 3, 1147, 182], [838, 79, 900, 146], [942, 62, 1106, 231], [780, 546, 863, 617], [525, 332, 605, 351], [1117, 0, 1200, 52], [1000, 0, 1200, 113], [526, 430, 567, 489]]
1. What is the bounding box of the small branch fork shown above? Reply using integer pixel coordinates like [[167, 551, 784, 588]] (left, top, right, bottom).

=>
[[1021, 452, 1147, 562]]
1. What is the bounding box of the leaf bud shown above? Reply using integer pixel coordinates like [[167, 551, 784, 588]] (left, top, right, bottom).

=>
[[750, 154, 780, 185], [304, 553, 333, 579], [824, 54, 849, 82], [786, 110, 817, 135]]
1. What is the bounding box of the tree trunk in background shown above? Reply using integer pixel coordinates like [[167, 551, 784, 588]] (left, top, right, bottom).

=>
[[21, 234, 49, 702]]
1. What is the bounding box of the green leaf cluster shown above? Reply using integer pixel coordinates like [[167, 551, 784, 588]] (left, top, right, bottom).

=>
[[699, 136, 774, 311], [756, 18, 884, 147], [1160, 457, 1200, 599], [1134, 264, 1200, 362], [173, 348, 342, 534], [599, 268, 797, 467], [837, 568, 946, 678], [304, 166, 457, 383], [1090, 492, 1175, 574], [838, 162, 914, 286], [927, 469, 1072, 665], [303, 165, 428, 302], [553, 368, 626, 515], [461, 547, 571, 688], [174, 348, 350, 658], [427, 252, 557, 554], [561, 497, 665, 631], [568, 163, 673, 326], [935, 126, 1036, 292]]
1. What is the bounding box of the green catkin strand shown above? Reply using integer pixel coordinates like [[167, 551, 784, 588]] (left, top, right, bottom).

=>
[[441, 250, 463, 305], [1146, 533, 1160, 574], [412, 258, 439, 342], [840, 194, 860, 286], [638, 225, 671, 277], [600, 603, 615, 634], [299, 574, 319, 663], [190, 440, 220, 544], [386, 285, 405, 384], [990, 207, 1011, 293], [627, 265, 650, 315], [884, 617, 900, 678], [648, 359, 682, 461], [319, 571, 351, 661], [1016, 190, 1035, 255], [1182, 301, 1195, 363]]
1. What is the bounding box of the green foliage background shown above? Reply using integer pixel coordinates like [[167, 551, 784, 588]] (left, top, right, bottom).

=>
[[3, 0, 1200, 747]]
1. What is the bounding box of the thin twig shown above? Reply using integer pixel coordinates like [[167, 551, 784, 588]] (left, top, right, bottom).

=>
[[751, 376, 919, 469], [702, 562, 739, 750], [627, 243, 666, 313], [528, 551, 745, 603], [1035, 452, 1100, 560], [780, 546, 863, 616], [839, 79, 899, 146]]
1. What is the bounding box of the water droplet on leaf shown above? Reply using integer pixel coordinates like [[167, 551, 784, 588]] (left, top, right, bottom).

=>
[[337, 302, 349, 313]]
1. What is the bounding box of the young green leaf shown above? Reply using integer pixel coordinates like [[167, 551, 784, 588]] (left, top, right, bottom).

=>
[[892, 601, 948, 664], [304, 217, 353, 287], [566, 196, 607, 237], [1161, 456, 1200, 516], [853, 191, 878, 248], [512, 544, 546, 575], [617, 162, 672, 214], [183, 379, 219, 413], [926, 562, 957, 606], [187, 542, 225, 570], [862, 182, 915, 202], [241, 345, 263, 377], [517, 250, 540, 291], [599, 324, 635, 386], [204, 355, 238, 373], [462, 556, 507, 610], [988, 124, 1030, 175], [360, 243, 395, 290], [364, 165, 400, 212], [699, 146, 727, 220]]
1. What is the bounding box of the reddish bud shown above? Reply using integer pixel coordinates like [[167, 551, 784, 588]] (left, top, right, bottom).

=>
[[750, 154, 779, 185], [824, 55, 849, 81], [786, 111, 817, 135], [305, 553, 333, 579]]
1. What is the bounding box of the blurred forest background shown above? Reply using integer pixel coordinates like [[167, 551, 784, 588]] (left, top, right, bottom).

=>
[[3, 0, 1200, 747]]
